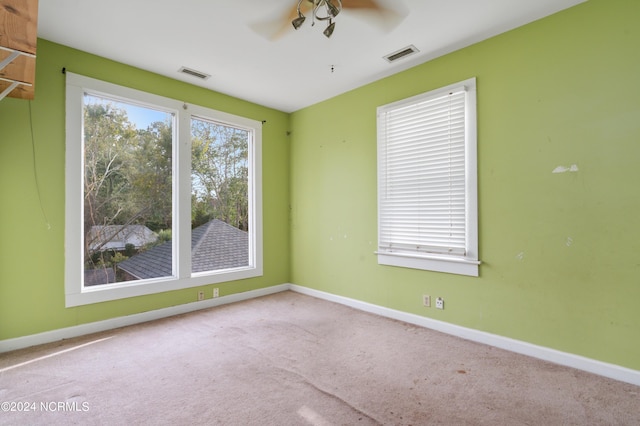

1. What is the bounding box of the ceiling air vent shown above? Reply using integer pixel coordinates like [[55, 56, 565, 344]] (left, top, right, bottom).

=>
[[383, 45, 419, 63], [178, 66, 211, 80]]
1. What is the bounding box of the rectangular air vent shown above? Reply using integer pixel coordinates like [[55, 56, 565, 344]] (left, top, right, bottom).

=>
[[178, 66, 211, 80], [383, 45, 420, 63]]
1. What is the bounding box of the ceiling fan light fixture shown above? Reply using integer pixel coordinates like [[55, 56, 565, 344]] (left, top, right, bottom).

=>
[[291, 0, 342, 37], [326, 1, 341, 18], [292, 15, 306, 30], [323, 20, 336, 38]]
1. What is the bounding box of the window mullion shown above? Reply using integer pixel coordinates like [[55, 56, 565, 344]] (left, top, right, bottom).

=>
[[176, 108, 193, 279]]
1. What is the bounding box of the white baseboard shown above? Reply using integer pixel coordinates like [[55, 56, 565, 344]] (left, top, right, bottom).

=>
[[0, 284, 289, 353], [2, 282, 638, 387], [288, 284, 640, 387]]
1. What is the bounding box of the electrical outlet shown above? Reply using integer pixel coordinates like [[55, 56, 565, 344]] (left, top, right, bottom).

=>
[[422, 295, 431, 307], [197, 291, 205, 301], [435, 297, 444, 310], [213, 288, 219, 298]]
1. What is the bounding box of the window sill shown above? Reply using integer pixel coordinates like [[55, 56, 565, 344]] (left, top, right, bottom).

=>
[[65, 266, 262, 307], [376, 252, 480, 277]]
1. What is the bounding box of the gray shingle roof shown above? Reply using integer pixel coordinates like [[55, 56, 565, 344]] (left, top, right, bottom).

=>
[[84, 267, 116, 286], [117, 219, 248, 280]]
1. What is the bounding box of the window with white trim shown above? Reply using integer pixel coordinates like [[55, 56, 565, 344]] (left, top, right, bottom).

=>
[[376, 78, 479, 276], [65, 73, 262, 306]]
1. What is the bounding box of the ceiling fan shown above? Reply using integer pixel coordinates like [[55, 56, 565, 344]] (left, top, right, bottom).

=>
[[252, 0, 406, 40]]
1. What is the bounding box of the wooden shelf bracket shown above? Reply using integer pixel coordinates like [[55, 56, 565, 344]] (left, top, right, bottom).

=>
[[0, 46, 35, 101], [0, 0, 39, 100]]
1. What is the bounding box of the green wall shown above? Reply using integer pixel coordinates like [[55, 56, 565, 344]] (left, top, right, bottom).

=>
[[290, 0, 640, 371], [0, 40, 290, 339], [2, 0, 639, 374]]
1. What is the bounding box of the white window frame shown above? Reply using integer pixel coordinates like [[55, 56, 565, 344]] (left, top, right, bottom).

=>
[[376, 78, 479, 277], [64, 73, 263, 307]]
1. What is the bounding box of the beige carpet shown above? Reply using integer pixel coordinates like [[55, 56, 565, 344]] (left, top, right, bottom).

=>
[[0, 291, 638, 425]]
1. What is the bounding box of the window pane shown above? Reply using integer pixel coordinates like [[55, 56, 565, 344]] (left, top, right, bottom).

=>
[[377, 78, 478, 276], [83, 95, 174, 286], [379, 89, 468, 255], [191, 118, 250, 273]]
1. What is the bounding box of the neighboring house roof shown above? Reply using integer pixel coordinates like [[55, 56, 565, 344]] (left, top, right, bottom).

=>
[[117, 219, 248, 280], [84, 267, 116, 286], [88, 225, 158, 251]]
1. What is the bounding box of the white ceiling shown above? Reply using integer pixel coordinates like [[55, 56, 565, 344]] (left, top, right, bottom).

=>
[[38, 0, 585, 113]]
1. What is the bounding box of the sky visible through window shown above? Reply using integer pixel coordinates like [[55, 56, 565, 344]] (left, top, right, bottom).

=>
[[124, 104, 169, 129], [85, 95, 169, 129]]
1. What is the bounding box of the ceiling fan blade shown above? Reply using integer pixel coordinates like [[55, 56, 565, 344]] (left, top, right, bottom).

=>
[[341, 0, 385, 11], [342, 0, 408, 32]]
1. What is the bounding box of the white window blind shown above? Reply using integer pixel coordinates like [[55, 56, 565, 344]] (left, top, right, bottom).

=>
[[377, 78, 478, 275]]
